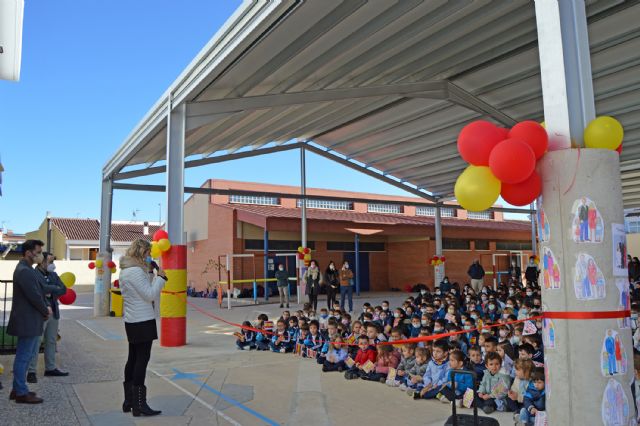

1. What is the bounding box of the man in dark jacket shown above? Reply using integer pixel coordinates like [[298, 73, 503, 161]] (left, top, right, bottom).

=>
[[27, 252, 68, 382], [7, 239, 51, 403], [275, 264, 289, 309], [467, 260, 485, 294]]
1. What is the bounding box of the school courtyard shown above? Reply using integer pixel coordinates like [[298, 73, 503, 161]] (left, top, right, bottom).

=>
[[0, 291, 512, 426]]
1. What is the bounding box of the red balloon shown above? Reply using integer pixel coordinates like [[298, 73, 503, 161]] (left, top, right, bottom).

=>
[[107, 261, 116, 269], [616, 142, 623, 154], [59, 288, 77, 305], [440, 257, 446, 262], [489, 139, 536, 184], [114, 279, 120, 288], [303, 248, 310, 254], [88, 262, 96, 270], [508, 121, 548, 159], [152, 229, 169, 242], [457, 121, 506, 166], [501, 170, 542, 206], [497, 127, 510, 139]]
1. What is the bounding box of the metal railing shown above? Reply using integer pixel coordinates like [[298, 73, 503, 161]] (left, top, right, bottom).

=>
[[0, 279, 17, 353]]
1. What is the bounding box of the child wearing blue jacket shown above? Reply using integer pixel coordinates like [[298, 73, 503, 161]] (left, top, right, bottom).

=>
[[304, 320, 325, 359], [437, 350, 474, 406], [235, 321, 256, 350], [410, 340, 450, 400], [518, 367, 545, 426], [270, 319, 293, 353], [322, 336, 349, 372]]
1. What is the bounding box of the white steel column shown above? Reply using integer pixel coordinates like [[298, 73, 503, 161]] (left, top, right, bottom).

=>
[[300, 147, 307, 248], [94, 178, 113, 317], [530, 202, 537, 254], [166, 101, 186, 244], [535, 1, 632, 425], [434, 202, 444, 285]]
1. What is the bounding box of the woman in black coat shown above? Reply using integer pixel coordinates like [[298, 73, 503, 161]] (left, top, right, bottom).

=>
[[325, 261, 339, 309], [303, 260, 323, 312]]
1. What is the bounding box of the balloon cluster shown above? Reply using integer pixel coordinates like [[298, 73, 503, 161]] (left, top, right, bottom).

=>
[[584, 116, 624, 152], [430, 256, 445, 266], [532, 255, 540, 265], [455, 120, 548, 211], [59, 272, 77, 305], [151, 229, 171, 259], [297, 246, 312, 266], [88, 259, 118, 274]]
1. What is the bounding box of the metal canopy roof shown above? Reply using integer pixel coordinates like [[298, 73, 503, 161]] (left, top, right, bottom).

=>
[[104, 0, 640, 208]]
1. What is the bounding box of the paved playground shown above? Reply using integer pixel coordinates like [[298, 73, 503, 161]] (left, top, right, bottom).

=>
[[0, 292, 513, 426]]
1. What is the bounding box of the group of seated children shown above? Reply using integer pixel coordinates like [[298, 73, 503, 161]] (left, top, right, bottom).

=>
[[236, 279, 550, 425]]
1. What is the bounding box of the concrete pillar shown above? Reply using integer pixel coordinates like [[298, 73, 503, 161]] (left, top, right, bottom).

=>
[[531, 202, 537, 254], [94, 178, 113, 317], [538, 150, 633, 425], [162, 100, 187, 347], [264, 229, 269, 301], [535, 1, 632, 423]]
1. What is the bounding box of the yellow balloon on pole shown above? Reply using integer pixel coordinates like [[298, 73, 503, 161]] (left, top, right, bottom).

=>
[[454, 165, 501, 212], [584, 116, 623, 150], [150, 243, 162, 259], [95, 259, 103, 268], [157, 238, 171, 252], [60, 272, 76, 288]]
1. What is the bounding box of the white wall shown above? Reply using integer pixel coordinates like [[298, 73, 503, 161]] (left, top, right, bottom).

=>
[[0, 260, 119, 286]]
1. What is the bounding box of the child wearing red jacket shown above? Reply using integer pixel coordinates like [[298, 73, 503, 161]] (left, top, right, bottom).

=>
[[362, 344, 400, 383], [345, 336, 377, 380]]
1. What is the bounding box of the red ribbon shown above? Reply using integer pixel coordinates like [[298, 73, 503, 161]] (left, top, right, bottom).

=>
[[543, 310, 630, 320]]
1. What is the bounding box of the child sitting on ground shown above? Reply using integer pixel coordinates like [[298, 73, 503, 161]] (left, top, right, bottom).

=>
[[304, 320, 324, 359], [411, 340, 450, 400], [497, 341, 516, 377], [507, 358, 533, 413], [468, 345, 486, 384], [235, 321, 256, 350], [254, 321, 270, 351], [387, 344, 416, 386], [400, 346, 430, 391], [270, 319, 293, 353], [344, 336, 377, 380], [322, 336, 349, 372], [477, 351, 512, 414], [363, 344, 400, 383], [518, 367, 545, 426], [437, 349, 474, 406], [522, 335, 544, 366]]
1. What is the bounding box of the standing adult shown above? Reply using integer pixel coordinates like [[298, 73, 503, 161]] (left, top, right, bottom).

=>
[[525, 256, 539, 286], [119, 239, 167, 417], [507, 259, 522, 282], [467, 259, 485, 294], [27, 252, 68, 383], [325, 261, 339, 309], [7, 239, 51, 404], [339, 260, 354, 313], [275, 263, 289, 309], [303, 260, 323, 312]]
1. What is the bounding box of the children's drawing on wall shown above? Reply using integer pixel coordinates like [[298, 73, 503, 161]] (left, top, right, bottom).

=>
[[602, 378, 629, 426], [541, 246, 561, 290], [617, 278, 632, 329], [542, 318, 555, 349], [612, 223, 628, 277], [601, 329, 628, 377], [536, 197, 550, 243], [574, 253, 606, 300], [571, 197, 604, 243]]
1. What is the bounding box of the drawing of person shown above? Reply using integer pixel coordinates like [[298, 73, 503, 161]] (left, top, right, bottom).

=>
[[605, 331, 617, 375], [578, 198, 589, 242], [607, 383, 618, 424], [579, 256, 592, 299], [588, 202, 597, 241], [620, 242, 626, 270], [615, 335, 623, 373], [588, 258, 598, 298], [553, 264, 560, 288]]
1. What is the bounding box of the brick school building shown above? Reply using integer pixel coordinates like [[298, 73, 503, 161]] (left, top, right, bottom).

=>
[[185, 180, 532, 293]]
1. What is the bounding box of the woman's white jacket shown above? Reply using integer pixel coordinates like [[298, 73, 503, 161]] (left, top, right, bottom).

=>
[[119, 256, 166, 323]]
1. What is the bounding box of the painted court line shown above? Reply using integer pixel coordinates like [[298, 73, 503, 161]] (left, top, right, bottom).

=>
[[150, 369, 242, 426], [171, 367, 280, 426], [76, 319, 124, 341]]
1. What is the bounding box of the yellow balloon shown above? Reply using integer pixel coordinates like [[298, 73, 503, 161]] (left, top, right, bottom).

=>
[[95, 259, 103, 268], [150, 244, 162, 259], [60, 272, 76, 288], [540, 121, 545, 128], [111, 267, 117, 274], [584, 116, 623, 150], [157, 238, 171, 252], [454, 165, 501, 212]]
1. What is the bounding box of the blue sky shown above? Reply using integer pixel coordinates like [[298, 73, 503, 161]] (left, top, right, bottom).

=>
[[0, 1, 521, 234]]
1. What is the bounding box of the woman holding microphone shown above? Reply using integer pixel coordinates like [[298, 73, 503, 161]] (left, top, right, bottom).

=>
[[119, 239, 167, 417]]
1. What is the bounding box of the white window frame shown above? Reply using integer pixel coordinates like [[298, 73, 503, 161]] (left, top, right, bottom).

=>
[[296, 199, 352, 210], [367, 203, 402, 214], [229, 195, 279, 206], [467, 210, 493, 220], [416, 206, 456, 217]]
